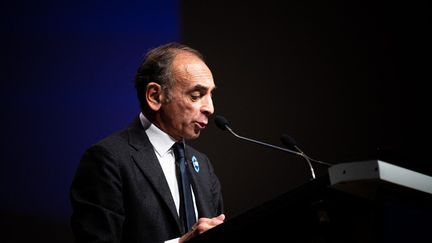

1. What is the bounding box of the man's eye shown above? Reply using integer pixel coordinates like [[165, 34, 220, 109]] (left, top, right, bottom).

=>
[[191, 94, 201, 101]]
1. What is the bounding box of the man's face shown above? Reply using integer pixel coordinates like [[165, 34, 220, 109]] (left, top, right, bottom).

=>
[[157, 53, 215, 140]]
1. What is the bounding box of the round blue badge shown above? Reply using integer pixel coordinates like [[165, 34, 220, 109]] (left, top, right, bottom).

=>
[[191, 156, 199, 173]]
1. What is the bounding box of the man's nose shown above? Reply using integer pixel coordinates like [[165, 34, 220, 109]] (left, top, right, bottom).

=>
[[201, 96, 214, 116]]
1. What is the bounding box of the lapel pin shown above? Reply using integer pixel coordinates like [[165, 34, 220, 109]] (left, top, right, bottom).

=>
[[191, 155, 199, 173]]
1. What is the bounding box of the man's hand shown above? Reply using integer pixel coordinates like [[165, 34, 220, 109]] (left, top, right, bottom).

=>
[[179, 214, 225, 242]]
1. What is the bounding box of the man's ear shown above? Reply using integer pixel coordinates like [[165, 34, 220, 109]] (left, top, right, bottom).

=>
[[146, 82, 163, 111]]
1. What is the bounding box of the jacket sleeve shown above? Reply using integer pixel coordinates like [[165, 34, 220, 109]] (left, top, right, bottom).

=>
[[70, 145, 125, 243]]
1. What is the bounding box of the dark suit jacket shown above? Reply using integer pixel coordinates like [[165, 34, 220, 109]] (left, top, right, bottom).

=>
[[70, 118, 224, 243]]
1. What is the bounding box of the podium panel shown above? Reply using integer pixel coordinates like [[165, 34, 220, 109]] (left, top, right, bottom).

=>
[[188, 161, 432, 243]]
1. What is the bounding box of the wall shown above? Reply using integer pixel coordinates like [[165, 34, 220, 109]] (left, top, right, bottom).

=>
[[181, 0, 430, 217]]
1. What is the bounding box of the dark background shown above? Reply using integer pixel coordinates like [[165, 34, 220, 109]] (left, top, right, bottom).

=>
[[0, 1, 179, 242], [1, 0, 430, 242], [183, 0, 431, 217]]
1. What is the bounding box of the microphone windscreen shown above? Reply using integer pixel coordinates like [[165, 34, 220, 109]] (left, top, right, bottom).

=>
[[281, 134, 298, 147], [214, 115, 229, 131]]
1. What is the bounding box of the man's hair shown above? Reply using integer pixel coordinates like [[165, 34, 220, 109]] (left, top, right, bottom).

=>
[[134, 42, 204, 112]]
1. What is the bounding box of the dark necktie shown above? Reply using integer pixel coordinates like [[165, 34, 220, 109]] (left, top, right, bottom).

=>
[[173, 142, 197, 233]]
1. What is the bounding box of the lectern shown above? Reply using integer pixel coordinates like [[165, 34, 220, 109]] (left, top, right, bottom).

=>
[[188, 160, 432, 243]]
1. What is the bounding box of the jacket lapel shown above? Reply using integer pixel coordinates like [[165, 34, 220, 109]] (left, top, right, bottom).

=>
[[127, 118, 182, 231], [185, 147, 211, 218]]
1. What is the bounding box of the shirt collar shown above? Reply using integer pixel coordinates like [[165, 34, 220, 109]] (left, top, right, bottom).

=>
[[139, 112, 181, 157]]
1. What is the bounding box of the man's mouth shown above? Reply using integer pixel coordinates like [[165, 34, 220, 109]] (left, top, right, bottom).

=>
[[195, 121, 207, 130]]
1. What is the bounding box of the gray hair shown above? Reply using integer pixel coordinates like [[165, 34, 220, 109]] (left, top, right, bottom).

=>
[[134, 42, 204, 112]]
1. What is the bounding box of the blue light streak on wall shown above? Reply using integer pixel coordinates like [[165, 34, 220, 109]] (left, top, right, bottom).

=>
[[0, 0, 179, 227]]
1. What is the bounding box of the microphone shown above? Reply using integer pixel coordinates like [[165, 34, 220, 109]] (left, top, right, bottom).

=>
[[214, 115, 317, 180], [280, 134, 332, 167]]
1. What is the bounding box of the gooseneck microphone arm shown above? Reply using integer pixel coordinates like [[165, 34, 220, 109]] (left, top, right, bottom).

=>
[[281, 134, 332, 167], [214, 115, 316, 180], [225, 125, 304, 157]]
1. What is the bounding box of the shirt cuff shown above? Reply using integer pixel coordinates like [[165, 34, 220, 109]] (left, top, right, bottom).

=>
[[165, 237, 179, 243]]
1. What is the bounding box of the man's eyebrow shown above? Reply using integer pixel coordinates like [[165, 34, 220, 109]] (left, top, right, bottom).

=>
[[189, 84, 216, 92]]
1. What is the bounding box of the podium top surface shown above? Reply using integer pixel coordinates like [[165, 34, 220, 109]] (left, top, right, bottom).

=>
[[328, 160, 432, 196]]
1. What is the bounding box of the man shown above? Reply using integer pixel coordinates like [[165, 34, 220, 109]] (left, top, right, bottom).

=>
[[70, 42, 225, 243]]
